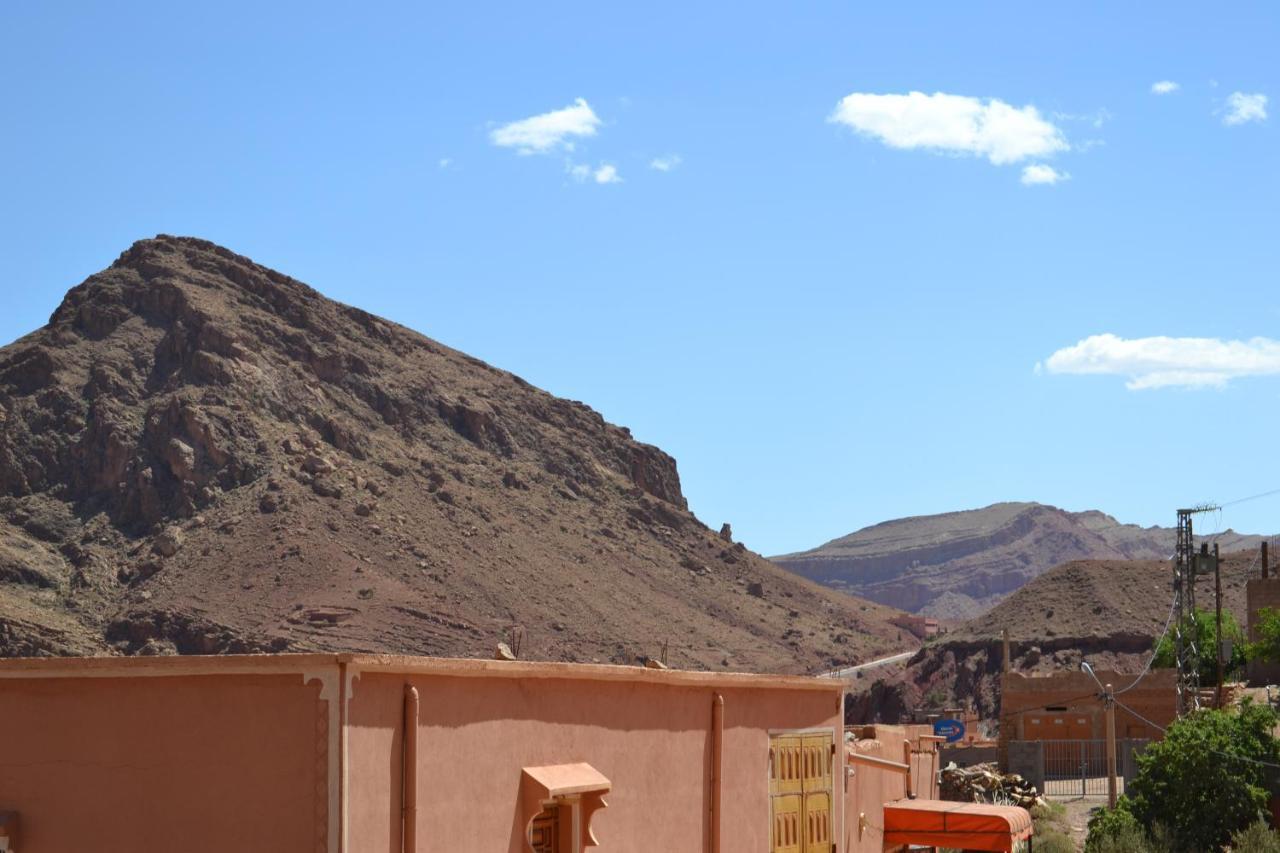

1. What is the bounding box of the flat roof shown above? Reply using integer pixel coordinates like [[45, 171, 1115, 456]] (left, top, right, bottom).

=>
[[0, 653, 844, 692]]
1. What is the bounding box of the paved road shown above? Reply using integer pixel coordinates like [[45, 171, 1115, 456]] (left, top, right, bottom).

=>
[[823, 650, 916, 680]]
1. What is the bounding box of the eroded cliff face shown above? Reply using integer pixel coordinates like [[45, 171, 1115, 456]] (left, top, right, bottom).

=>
[[0, 236, 906, 669], [774, 502, 1265, 619]]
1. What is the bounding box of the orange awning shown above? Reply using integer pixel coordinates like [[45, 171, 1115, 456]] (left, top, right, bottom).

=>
[[883, 799, 1033, 852]]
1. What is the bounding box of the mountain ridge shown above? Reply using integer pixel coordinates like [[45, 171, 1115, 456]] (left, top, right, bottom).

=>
[[772, 501, 1266, 619]]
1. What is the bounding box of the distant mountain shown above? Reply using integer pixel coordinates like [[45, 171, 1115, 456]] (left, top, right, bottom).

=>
[[772, 502, 1266, 619], [846, 551, 1262, 725]]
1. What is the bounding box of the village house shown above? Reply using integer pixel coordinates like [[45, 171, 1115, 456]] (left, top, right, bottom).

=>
[[0, 653, 1032, 852]]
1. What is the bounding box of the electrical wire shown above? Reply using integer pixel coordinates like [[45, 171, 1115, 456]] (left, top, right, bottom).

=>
[[1220, 487, 1280, 509], [1115, 590, 1179, 696], [995, 692, 1102, 723], [1113, 697, 1280, 771]]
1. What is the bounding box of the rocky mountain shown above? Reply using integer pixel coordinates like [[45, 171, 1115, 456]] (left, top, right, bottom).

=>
[[0, 235, 907, 671], [772, 502, 1266, 619], [846, 550, 1263, 724]]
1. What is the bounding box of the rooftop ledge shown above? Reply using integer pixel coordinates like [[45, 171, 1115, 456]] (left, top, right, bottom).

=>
[[0, 652, 844, 692]]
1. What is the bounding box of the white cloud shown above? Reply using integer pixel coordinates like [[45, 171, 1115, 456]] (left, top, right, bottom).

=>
[[650, 155, 682, 172], [566, 161, 621, 184], [829, 91, 1069, 165], [593, 164, 622, 184], [1020, 164, 1070, 186], [1043, 333, 1280, 390], [1151, 80, 1180, 95], [490, 98, 601, 154], [1224, 92, 1268, 125], [437, 158, 452, 169]]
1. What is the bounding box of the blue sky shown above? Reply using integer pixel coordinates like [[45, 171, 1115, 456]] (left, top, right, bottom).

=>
[[1, 2, 1277, 554]]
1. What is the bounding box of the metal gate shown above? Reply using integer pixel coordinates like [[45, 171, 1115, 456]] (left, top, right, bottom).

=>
[[1042, 739, 1150, 797]]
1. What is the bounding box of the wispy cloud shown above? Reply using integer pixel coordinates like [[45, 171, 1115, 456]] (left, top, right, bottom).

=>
[[829, 91, 1069, 166], [593, 164, 622, 184], [1223, 92, 1268, 125], [1042, 333, 1280, 390], [491, 98, 601, 154], [650, 155, 682, 172], [437, 158, 452, 169], [566, 161, 622, 185], [1151, 80, 1180, 95], [1020, 164, 1069, 186]]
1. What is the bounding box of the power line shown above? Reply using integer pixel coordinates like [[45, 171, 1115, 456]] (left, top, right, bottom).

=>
[[1220, 487, 1280, 509], [1115, 590, 1178, 697], [1113, 697, 1280, 771]]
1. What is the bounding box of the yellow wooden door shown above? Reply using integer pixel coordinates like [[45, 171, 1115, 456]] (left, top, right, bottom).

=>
[[801, 735, 834, 853], [770, 733, 834, 853], [772, 793, 804, 853]]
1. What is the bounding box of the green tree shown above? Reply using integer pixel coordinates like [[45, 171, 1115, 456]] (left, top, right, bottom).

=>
[[1151, 607, 1246, 685], [1118, 702, 1280, 851], [1248, 608, 1280, 665]]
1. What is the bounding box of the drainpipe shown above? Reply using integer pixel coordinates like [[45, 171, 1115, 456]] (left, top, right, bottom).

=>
[[903, 740, 914, 799], [710, 692, 724, 853], [403, 685, 419, 853], [339, 660, 349, 853]]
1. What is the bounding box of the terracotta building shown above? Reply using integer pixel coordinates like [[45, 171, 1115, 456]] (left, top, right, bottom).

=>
[[0, 653, 1030, 852], [1000, 669, 1176, 748]]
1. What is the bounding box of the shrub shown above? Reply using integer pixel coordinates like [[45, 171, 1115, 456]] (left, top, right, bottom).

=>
[[1124, 702, 1280, 850], [1233, 820, 1280, 853], [1033, 829, 1076, 853], [1085, 799, 1147, 853]]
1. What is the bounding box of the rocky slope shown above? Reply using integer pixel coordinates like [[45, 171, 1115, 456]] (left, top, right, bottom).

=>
[[846, 550, 1263, 723], [773, 502, 1266, 619], [0, 235, 906, 671]]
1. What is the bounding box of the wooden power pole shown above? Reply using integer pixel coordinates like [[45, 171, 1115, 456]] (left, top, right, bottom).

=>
[[1105, 682, 1117, 808], [1215, 543, 1224, 708]]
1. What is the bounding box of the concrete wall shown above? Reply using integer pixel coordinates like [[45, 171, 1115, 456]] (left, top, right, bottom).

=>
[[348, 667, 843, 853], [941, 744, 1000, 768], [0, 668, 326, 853]]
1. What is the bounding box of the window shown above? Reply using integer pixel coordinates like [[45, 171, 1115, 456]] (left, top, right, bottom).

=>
[[521, 763, 610, 853]]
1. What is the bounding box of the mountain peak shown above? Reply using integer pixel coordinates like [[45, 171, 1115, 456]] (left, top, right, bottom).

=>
[[0, 238, 905, 669]]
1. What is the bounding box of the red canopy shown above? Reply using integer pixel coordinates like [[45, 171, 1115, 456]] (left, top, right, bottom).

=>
[[882, 799, 1033, 852]]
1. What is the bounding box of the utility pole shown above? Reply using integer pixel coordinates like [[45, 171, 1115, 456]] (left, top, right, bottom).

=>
[[1104, 682, 1117, 809], [1174, 505, 1219, 715], [1214, 542, 1224, 708], [1084, 662, 1119, 808]]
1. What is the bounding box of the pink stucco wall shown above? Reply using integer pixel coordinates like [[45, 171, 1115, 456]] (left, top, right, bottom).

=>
[[347, 670, 842, 852], [0, 670, 325, 852], [0, 655, 849, 852], [843, 724, 942, 853]]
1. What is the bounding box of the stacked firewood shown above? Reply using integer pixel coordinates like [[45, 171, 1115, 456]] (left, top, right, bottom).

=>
[[940, 762, 1045, 809]]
